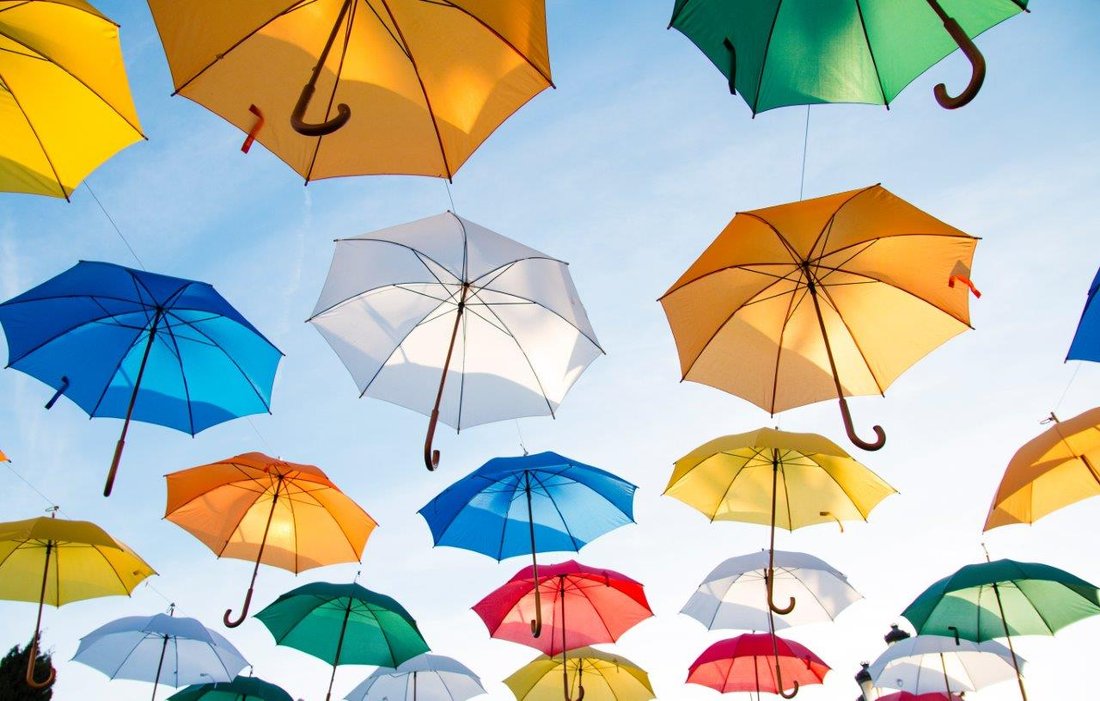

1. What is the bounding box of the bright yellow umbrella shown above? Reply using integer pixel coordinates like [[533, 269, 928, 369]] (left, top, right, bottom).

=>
[[505, 647, 654, 701], [0, 0, 143, 199], [665, 428, 895, 615], [147, 0, 552, 181], [0, 513, 156, 688], [985, 408, 1100, 531], [659, 184, 979, 451]]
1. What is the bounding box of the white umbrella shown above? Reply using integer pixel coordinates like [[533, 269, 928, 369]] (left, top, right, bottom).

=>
[[682, 550, 861, 631], [869, 634, 1023, 696], [73, 611, 249, 701], [308, 211, 602, 471], [344, 653, 485, 701]]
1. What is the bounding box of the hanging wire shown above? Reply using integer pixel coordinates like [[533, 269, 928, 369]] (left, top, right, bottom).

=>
[[798, 105, 811, 201], [444, 179, 457, 213], [4, 462, 59, 512], [514, 420, 528, 456], [84, 180, 146, 270], [245, 417, 274, 453], [1052, 364, 1082, 414]]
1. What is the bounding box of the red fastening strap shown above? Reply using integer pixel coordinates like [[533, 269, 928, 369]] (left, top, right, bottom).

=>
[[948, 274, 981, 298], [241, 104, 265, 153]]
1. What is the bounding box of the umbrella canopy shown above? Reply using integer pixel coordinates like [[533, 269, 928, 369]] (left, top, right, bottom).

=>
[[505, 647, 654, 701], [169, 676, 293, 701], [256, 581, 429, 701], [165, 452, 377, 627], [147, 0, 552, 181], [868, 635, 1022, 695], [659, 184, 978, 451], [309, 212, 602, 470], [985, 408, 1100, 530], [0, 515, 156, 688], [0, 261, 282, 496], [682, 549, 861, 631], [687, 634, 829, 697], [879, 694, 962, 701], [1067, 267, 1100, 362], [670, 0, 1028, 111], [0, 0, 143, 199], [73, 612, 249, 700], [473, 560, 652, 657], [344, 653, 485, 701]]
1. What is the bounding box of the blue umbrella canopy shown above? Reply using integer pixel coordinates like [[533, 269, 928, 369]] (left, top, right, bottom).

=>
[[0, 260, 282, 495], [1067, 267, 1100, 362]]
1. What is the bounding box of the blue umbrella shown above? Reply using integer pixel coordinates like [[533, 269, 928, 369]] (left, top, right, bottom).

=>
[[0, 260, 282, 495], [418, 451, 636, 636], [1067, 266, 1100, 362]]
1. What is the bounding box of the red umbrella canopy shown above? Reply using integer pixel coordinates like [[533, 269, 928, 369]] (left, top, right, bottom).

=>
[[687, 634, 829, 695], [473, 559, 652, 657]]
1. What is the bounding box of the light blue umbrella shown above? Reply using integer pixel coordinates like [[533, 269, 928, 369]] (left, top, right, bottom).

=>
[[73, 610, 249, 701], [345, 653, 485, 701]]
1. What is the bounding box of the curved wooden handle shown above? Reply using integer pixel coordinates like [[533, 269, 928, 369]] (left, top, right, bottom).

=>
[[766, 569, 796, 615], [223, 586, 254, 628], [566, 684, 585, 701], [530, 585, 543, 637], [25, 636, 55, 689], [291, 83, 351, 136], [838, 397, 886, 451], [424, 409, 441, 471], [776, 663, 799, 699], [933, 13, 986, 109]]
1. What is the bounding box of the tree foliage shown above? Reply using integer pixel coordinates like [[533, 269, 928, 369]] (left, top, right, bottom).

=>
[[0, 634, 54, 700]]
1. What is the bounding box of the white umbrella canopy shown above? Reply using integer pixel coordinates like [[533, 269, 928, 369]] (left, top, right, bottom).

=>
[[681, 549, 861, 631], [344, 653, 485, 701], [869, 634, 1023, 695], [309, 211, 602, 470]]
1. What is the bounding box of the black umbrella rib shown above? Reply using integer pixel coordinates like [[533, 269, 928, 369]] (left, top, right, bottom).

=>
[[853, 0, 890, 106], [530, 471, 582, 552], [476, 302, 556, 418], [812, 281, 887, 397], [159, 313, 197, 435], [813, 261, 974, 328], [363, 0, 410, 59], [805, 185, 877, 264], [86, 324, 152, 417], [768, 274, 804, 415], [0, 66, 65, 196]]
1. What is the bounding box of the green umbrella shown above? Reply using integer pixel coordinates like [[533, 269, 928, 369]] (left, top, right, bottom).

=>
[[902, 559, 1100, 701], [168, 676, 293, 701], [669, 0, 1028, 112], [255, 582, 429, 701]]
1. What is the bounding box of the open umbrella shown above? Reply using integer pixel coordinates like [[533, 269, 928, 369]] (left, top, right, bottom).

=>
[[256, 581, 429, 701], [670, 0, 1028, 111], [687, 634, 829, 699], [0, 0, 143, 198], [165, 452, 377, 627], [147, 0, 552, 181], [868, 634, 1021, 697], [879, 694, 962, 701], [505, 647, 654, 701], [0, 513, 156, 688], [682, 550, 862, 632], [73, 608, 249, 701], [1067, 266, 1100, 362], [659, 184, 979, 451], [902, 559, 1100, 700], [0, 261, 282, 496], [169, 676, 293, 701], [985, 408, 1100, 530], [344, 653, 485, 701], [665, 429, 894, 615], [309, 212, 602, 470], [419, 451, 636, 636]]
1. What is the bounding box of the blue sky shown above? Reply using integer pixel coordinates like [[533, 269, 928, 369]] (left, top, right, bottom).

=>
[[2, 2, 1099, 700]]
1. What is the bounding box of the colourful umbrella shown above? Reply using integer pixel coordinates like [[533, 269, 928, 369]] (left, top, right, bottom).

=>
[[256, 582, 429, 701], [344, 653, 485, 701], [665, 429, 894, 615], [147, 0, 552, 180], [0, 0, 143, 199], [659, 184, 979, 451], [169, 676, 293, 701], [505, 647, 654, 701], [670, 0, 1028, 111], [902, 559, 1100, 700], [0, 513, 156, 688], [308, 212, 602, 470], [868, 634, 1021, 697], [687, 634, 829, 699], [419, 451, 636, 636], [0, 261, 282, 496], [985, 408, 1100, 530], [165, 452, 377, 627], [1067, 267, 1100, 362]]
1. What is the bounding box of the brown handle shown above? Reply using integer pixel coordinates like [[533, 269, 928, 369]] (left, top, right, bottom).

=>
[[530, 585, 543, 637], [104, 438, 125, 497], [24, 635, 55, 689], [776, 663, 799, 699], [291, 83, 351, 136], [929, 6, 987, 109], [241, 104, 265, 153], [766, 569, 795, 615], [224, 587, 254, 628], [424, 409, 441, 471], [838, 397, 886, 451]]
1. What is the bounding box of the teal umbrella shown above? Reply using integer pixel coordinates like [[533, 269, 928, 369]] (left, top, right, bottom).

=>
[[255, 582, 429, 701], [902, 559, 1100, 701], [669, 0, 1028, 112], [168, 677, 292, 701]]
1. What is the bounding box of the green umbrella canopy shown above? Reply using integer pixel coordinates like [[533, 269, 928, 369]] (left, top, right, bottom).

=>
[[902, 559, 1100, 641], [669, 0, 1028, 113], [255, 582, 429, 667], [168, 677, 293, 701]]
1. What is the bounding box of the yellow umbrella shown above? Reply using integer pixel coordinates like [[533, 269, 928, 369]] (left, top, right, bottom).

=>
[[505, 647, 654, 701], [0, 0, 143, 199], [665, 428, 895, 615], [985, 408, 1100, 531], [147, 0, 552, 181], [659, 184, 979, 451], [0, 513, 156, 688]]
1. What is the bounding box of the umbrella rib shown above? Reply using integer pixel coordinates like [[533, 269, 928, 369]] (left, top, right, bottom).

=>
[[531, 471, 582, 551], [813, 280, 888, 396], [0, 66, 67, 197], [815, 260, 973, 327], [361, 0, 411, 59], [103, 630, 156, 678], [456, 292, 468, 430], [768, 271, 805, 415], [576, 577, 624, 642], [305, 0, 358, 182], [470, 278, 604, 352], [806, 185, 877, 261], [430, 0, 554, 86], [852, 0, 890, 105], [160, 311, 197, 436], [87, 323, 151, 417], [751, 0, 787, 115], [477, 302, 557, 417], [660, 261, 802, 300], [356, 299, 452, 398]]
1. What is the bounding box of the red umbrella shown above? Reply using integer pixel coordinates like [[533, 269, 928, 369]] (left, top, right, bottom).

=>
[[687, 634, 829, 699]]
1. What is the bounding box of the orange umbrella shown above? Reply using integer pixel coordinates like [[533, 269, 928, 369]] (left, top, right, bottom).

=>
[[165, 452, 377, 627]]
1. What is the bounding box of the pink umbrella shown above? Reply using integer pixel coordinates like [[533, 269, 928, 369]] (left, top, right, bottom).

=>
[[688, 633, 829, 699]]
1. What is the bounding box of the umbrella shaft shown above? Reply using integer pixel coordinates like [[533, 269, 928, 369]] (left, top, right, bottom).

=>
[[105, 309, 163, 496], [151, 635, 169, 701], [325, 596, 355, 701], [26, 541, 52, 686], [991, 582, 1028, 701]]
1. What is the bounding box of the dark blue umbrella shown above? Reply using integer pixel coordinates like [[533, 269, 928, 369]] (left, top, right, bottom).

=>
[[1067, 267, 1100, 362], [0, 261, 282, 495], [418, 451, 636, 636]]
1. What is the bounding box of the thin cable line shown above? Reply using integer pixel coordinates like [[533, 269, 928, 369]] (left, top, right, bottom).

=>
[[444, 179, 457, 213], [84, 179, 146, 270], [515, 419, 528, 455], [4, 462, 58, 511], [245, 417, 273, 453], [798, 105, 810, 201], [1053, 364, 1082, 413]]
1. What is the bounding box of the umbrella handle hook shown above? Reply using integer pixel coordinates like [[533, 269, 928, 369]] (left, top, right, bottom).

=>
[[766, 570, 796, 615], [24, 635, 55, 689], [424, 409, 441, 471], [565, 684, 585, 701], [776, 663, 799, 699], [291, 84, 351, 136], [925, 0, 986, 109], [530, 585, 543, 637], [223, 587, 254, 628], [838, 396, 886, 451]]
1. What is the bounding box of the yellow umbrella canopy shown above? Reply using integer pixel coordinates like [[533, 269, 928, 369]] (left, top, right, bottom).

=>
[[505, 647, 654, 701], [660, 184, 978, 451], [147, 0, 553, 181], [0, 0, 143, 199], [985, 408, 1100, 531], [0, 515, 156, 688]]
